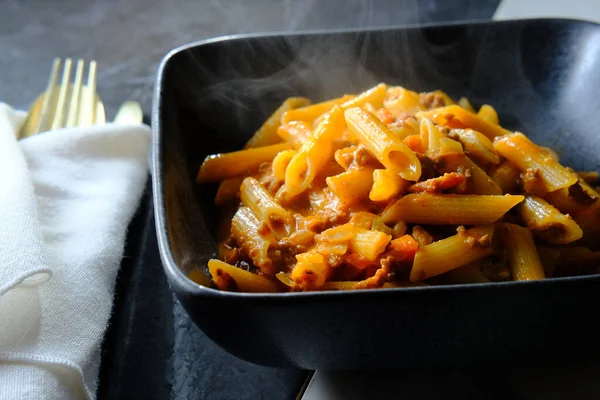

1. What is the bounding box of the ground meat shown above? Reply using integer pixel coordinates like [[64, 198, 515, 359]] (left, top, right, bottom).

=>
[[522, 168, 546, 195], [569, 182, 598, 206], [411, 225, 434, 247], [416, 154, 439, 181], [354, 256, 394, 289], [407, 172, 465, 193], [480, 256, 511, 282], [420, 92, 446, 109]]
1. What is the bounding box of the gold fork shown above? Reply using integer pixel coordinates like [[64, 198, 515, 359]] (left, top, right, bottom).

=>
[[19, 58, 106, 139]]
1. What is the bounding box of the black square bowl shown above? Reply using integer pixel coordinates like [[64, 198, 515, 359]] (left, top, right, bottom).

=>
[[153, 19, 600, 369]]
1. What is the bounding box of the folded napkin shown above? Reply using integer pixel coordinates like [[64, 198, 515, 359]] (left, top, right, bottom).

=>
[[0, 103, 151, 399]]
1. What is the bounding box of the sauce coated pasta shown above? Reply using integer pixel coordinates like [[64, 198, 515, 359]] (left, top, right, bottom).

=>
[[196, 84, 600, 292]]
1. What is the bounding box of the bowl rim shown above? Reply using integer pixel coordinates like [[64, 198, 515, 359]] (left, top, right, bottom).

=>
[[152, 17, 600, 299]]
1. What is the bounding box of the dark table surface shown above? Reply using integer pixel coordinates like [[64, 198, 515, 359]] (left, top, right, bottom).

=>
[[1, 1, 500, 399]]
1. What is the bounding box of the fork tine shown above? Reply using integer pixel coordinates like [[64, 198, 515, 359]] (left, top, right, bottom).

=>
[[66, 59, 84, 128], [34, 57, 61, 134], [51, 58, 72, 130], [81, 60, 97, 126]]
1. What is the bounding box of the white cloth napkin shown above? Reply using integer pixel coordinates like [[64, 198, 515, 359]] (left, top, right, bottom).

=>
[[0, 103, 151, 399]]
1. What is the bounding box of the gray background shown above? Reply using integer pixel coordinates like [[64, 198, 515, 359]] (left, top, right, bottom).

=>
[[2, 0, 492, 118]]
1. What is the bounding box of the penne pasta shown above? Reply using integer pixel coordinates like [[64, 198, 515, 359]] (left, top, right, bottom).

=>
[[369, 169, 409, 201], [458, 97, 475, 112], [382, 193, 524, 225], [198, 82, 600, 292], [272, 149, 296, 181], [231, 207, 275, 275], [410, 225, 496, 282], [291, 251, 331, 290], [277, 121, 313, 149], [349, 228, 392, 261], [344, 107, 421, 181], [208, 259, 281, 292], [214, 177, 243, 205], [197, 142, 292, 183], [438, 154, 503, 195], [491, 160, 521, 194], [240, 177, 291, 238], [450, 128, 499, 165], [420, 118, 464, 161], [577, 171, 598, 185], [500, 223, 545, 281], [477, 104, 499, 125], [326, 167, 375, 205], [281, 94, 354, 124], [537, 246, 560, 278], [518, 195, 582, 244], [245, 97, 311, 148], [384, 86, 425, 116], [544, 181, 600, 214], [340, 83, 387, 110], [284, 106, 346, 197], [494, 132, 578, 195], [417, 105, 511, 139], [433, 263, 491, 284]]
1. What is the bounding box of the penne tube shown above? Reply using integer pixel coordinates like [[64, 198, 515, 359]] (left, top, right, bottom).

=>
[[491, 160, 521, 194], [281, 94, 354, 124], [291, 251, 331, 290], [244, 97, 311, 148], [344, 107, 421, 181], [420, 118, 464, 161], [540, 146, 559, 162], [276, 121, 312, 149], [544, 181, 600, 214], [382, 193, 524, 225], [284, 106, 346, 197], [572, 208, 600, 247], [500, 223, 545, 281], [340, 83, 387, 110], [391, 220, 407, 238], [477, 104, 499, 125], [431, 90, 456, 106], [450, 128, 499, 165], [417, 105, 511, 139], [369, 169, 410, 201], [333, 145, 359, 170], [349, 228, 392, 261], [326, 167, 375, 205], [494, 132, 578, 194], [577, 171, 598, 185], [231, 207, 275, 275], [384, 86, 425, 115], [208, 259, 281, 292], [438, 154, 503, 195], [537, 246, 560, 278], [518, 195, 582, 244], [458, 97, 475, 112], [240, 177, 291, 238], [433, 263, 491, 284], [272, 149, 296, 181], [197, 142, 292, 183], [214, 177, 243, 205], [410, 225, 496, 282]]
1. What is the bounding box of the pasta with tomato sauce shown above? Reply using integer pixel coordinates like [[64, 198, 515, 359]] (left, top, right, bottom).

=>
[[196, 84, 600, 292]]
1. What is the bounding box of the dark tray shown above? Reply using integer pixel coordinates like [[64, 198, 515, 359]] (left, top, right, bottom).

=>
[[96, 1, 502, 397], [96, 181, 310, 399], [155, 17, 600, 370]]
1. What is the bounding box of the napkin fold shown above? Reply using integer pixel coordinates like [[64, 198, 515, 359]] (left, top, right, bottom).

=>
[[0, 103, 151, 399]]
